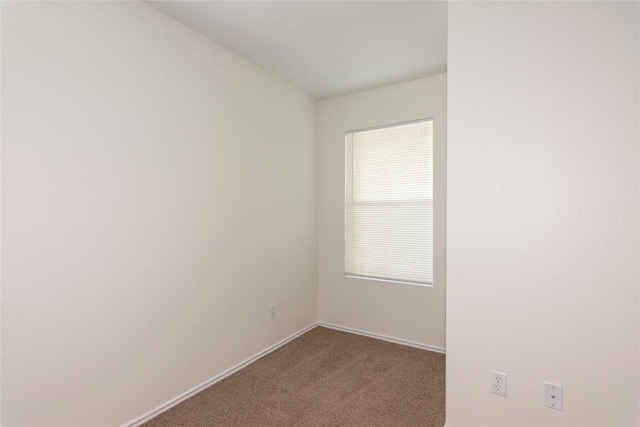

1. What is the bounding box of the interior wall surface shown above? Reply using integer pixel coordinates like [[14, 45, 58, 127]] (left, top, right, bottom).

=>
[[317, 74, 447, 351], [446, 2, 639, 425], [1, 2, 317, 425]]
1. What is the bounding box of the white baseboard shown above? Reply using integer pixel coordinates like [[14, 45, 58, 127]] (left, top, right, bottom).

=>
[[123, 321, 443, 426], [122, 322, 319, 427], [317, 321, 446, 354]]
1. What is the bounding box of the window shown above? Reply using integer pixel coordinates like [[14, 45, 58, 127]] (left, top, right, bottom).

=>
[[345, 119, 433, 286]]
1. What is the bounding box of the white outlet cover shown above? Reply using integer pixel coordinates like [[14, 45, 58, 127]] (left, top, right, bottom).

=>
[[490, 370, 507, 397], [544, 382, 563, 410]]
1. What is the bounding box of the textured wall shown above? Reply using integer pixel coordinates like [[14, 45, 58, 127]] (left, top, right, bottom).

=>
[[318, 74, 447, 351], [1, 2, 317, 425], [446, 2, 639, 425]]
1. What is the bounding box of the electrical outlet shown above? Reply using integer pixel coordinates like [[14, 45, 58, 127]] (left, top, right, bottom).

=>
[[269, 303, 276, 319], [490, 371, 507, 396], [544, 382, 563, 410]]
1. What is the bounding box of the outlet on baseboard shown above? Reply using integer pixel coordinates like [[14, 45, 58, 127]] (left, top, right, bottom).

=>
[[269, 303, 276, 319], [490, 370, 507, 396]]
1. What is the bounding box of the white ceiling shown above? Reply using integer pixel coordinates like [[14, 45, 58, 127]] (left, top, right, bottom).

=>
[[146, 1, 447, 100]]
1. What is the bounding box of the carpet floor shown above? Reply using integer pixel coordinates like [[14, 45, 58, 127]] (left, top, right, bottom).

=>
[[143, 326, 445, 427]]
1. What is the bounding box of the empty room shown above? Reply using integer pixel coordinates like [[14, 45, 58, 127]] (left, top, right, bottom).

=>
[[1, 1, 639, 427]]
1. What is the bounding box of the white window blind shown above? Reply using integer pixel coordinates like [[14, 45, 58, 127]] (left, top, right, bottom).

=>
[[345, 119, 433, 286]]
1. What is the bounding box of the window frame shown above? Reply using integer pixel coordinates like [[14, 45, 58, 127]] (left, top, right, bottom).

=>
[[344, 117, 434, 288]]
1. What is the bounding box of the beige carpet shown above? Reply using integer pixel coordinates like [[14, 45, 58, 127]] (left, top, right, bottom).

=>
[[143, 326, 445, 427]]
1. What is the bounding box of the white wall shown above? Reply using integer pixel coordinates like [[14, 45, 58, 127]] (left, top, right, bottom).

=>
[[1, 2, 317, 426], [447, 2, 639, 426], [317, 74, 446, 351]]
